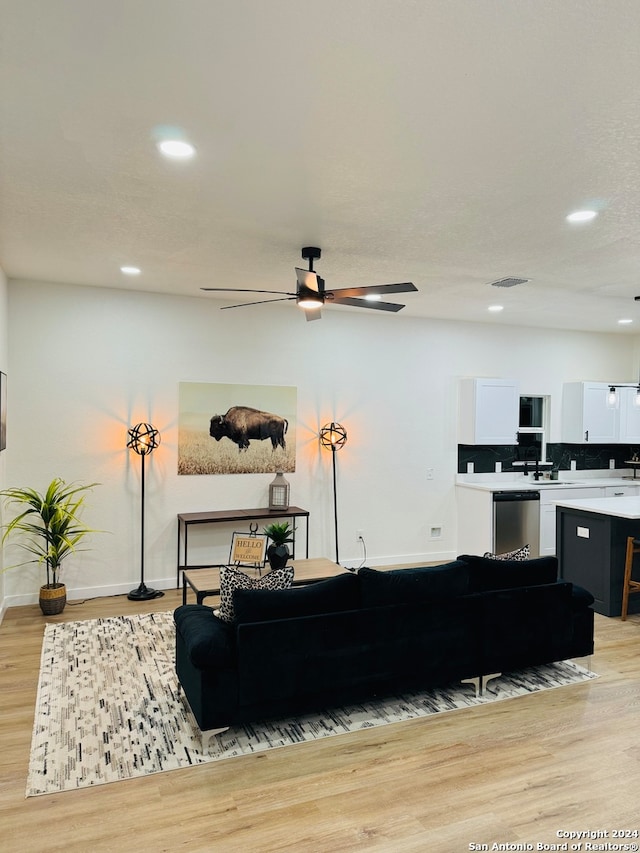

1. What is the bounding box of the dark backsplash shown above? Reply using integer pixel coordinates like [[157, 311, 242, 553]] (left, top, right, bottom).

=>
[[458, 443, 640, 474]]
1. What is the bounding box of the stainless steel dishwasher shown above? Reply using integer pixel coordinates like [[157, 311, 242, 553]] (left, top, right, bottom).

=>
[[492, 491, 540, 557]]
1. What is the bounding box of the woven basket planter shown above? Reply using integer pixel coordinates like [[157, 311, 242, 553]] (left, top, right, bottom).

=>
[[39, 583, 67, 615]]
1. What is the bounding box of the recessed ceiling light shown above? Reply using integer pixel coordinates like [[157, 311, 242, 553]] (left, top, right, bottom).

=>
[[566, 209, 598, 223], [157, 139, 196, 159], [120, 266, 141, 275], [618, 318, 633, 325], [364, 294, 382, 302], [488, 305, 504, 312]]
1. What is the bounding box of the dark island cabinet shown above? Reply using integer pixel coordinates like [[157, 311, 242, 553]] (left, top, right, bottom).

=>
[[556, 505, 640, 617]]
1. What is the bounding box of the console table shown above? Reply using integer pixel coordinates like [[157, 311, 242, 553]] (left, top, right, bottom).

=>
[[176, 506, 309, 586]]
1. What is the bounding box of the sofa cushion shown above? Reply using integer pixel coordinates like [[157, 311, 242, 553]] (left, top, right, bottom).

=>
[[217, 565, 295, 622], [174, 604, 235, 669], [359, 561, 469, 608], [233, 572, 360, 624], [457, 554, 558, 593], [483, 544, 530, 561]]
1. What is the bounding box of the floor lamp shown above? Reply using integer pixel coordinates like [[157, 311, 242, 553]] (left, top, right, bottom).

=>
[[127, 422, 164, 601], [319, 422, 348, 565]]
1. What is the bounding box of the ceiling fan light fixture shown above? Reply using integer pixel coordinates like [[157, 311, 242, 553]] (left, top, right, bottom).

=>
[[202, 247, 415, 320], [297, 286, 324, 310]]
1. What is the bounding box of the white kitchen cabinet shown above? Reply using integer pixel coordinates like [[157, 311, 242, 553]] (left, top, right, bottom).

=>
[[458, 378, 519, 445], [603, 485, 639, 497], [455, 486, 494, 555], [539, 486, 602, 556], [618, 387, 640, 443], [561, 382, 618, 443]]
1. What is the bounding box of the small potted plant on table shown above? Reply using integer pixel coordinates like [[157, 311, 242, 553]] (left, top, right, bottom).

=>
[[263, 521, 294, 571], [0, 478, 99, 615]]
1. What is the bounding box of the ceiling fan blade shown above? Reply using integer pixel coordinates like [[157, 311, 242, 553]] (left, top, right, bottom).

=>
[[327, 282, 417, 299], [295, 268, 320, 293], [331, 296, 406, 312], [201, 287, 296, 296], [220, 297, 297, 310], [304, 305, 322, 321]]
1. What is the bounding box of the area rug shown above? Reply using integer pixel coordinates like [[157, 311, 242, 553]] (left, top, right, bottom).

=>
[[27, 611, 597, 797]]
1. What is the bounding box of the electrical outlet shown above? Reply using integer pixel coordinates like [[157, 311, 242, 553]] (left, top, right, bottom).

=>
[[427, 468, 434, 480], [356, 529, 364, 542]]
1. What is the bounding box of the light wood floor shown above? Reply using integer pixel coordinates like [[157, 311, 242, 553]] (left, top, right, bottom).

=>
[[1, 588, 640, 853]]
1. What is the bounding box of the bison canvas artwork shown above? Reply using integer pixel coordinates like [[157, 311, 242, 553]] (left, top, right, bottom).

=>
[[178, 382, 296, 475]]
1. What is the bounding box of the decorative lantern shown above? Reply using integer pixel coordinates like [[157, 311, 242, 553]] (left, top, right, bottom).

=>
[[269, 472, 290, 510]]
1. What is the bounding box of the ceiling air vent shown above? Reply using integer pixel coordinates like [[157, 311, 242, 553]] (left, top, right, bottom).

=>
[[490, 277, 530, 288]]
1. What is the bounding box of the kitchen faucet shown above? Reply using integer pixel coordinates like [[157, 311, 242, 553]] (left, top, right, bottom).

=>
[[522, 446, 543, 480]]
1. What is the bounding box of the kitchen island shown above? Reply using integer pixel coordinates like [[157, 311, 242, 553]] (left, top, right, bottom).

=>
[[555, 495, 640, 616]]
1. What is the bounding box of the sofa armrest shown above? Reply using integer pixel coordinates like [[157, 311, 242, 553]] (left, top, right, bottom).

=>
[[570, 583, 595, 610], [472, 581, 576, 673], [174, 604, 235, 670]]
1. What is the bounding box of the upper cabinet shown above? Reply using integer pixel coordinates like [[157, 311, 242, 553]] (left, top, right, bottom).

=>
[[561, 381, 639, 443], [618, 387, 640, 443], [562, 382, 617, 443], [459, 378, 520, 444]]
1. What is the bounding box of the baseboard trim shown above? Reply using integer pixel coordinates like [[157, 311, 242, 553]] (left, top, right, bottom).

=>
[[341, 550, 456, 571], [2, 576, 178, 609], [1, 553, 459, 610]]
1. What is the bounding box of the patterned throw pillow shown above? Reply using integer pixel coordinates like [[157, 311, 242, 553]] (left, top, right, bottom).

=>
[[483, 544, 530, 561], [217, 564, 295, 623]]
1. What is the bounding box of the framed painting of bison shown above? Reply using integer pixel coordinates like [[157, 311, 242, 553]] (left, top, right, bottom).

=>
[[178, 381, 296, 475]]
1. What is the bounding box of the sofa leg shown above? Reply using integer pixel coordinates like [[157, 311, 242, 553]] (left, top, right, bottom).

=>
[[200, 726, 230, 752], [481, 672, 502, 694], [461, 673, 502, 697], [461, 676, 482, 697], [571, 654, 593, 673]]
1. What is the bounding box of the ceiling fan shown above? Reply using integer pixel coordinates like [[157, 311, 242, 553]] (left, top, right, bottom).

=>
[[200, 247, 418, 321]]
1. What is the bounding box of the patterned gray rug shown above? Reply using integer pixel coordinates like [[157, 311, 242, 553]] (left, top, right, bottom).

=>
[[27, 611, 597, 797]]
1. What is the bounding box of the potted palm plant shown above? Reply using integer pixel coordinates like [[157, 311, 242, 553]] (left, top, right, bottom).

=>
[[263, 521, 294, 570], [0, 478, 99, 615]]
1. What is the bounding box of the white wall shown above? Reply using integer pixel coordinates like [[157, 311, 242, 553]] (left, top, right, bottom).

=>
[[0, 266, 8, 617], [3, 279, 637, 605]]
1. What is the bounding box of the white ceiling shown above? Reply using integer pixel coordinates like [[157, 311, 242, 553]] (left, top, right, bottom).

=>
[[2, 0, 640, 333]]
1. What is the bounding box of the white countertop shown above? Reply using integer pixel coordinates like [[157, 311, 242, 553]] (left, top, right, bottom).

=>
[[455, 476, 638, 493], [553, 496, 640, 519]]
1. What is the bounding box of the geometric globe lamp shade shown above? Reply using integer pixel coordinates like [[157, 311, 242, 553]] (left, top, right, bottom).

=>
[[127, 423, 164, 601], [319, 422, 348, 565]]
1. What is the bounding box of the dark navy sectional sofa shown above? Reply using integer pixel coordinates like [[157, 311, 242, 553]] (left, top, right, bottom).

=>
[[174, 555, 594, 731]]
